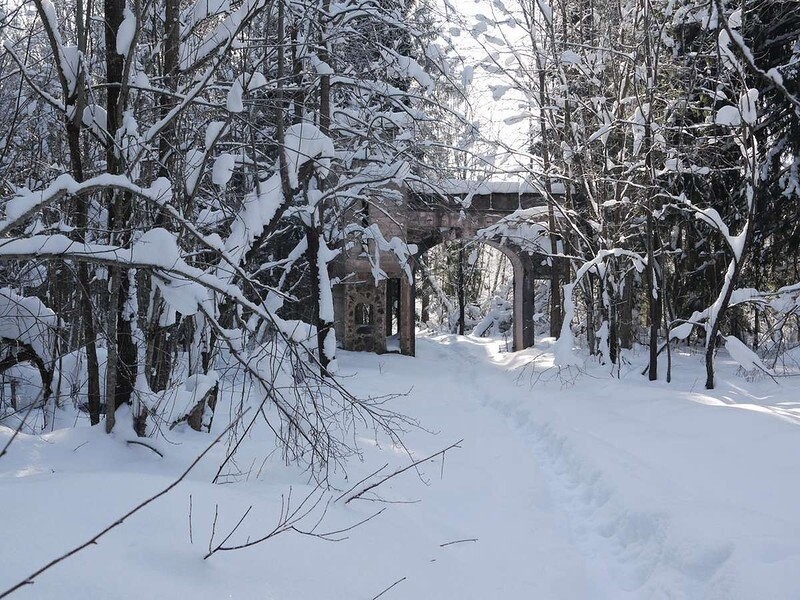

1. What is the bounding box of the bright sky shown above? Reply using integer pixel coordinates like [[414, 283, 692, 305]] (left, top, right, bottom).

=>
[[433, 0, 540, 181]]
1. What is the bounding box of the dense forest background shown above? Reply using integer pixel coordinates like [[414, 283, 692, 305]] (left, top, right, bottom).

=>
[[1, 0, 799, 449]]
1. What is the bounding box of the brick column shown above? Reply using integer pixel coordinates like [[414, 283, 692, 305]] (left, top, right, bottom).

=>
[[512, 255, 535, 351], [399, 276, 416, 356]]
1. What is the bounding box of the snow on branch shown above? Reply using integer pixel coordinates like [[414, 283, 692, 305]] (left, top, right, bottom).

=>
[[555, 249, 645, 366], [0, 175, 172, 235], [283, 123, 335, 189], [0, 288, 57, 362], [180, 0, 267, 72], [0, 231, 306, 345]]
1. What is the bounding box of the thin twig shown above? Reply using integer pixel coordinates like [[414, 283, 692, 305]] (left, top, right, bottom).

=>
[[189, 495, 194, 545], [439, 538, 478, 547], [371, 576, 407, 600], [334, 462, 389, 503], [345, 440, 463, 505], [126, 439, 164, 458]]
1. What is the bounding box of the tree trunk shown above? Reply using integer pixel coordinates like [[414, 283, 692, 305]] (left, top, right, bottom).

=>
[[35, 0, 103, 426], [646, 209, 660, 381], [67, 91, 102, 426], [420, 279, 430, 323], [618, 271, 634, 349], [146, 0, 181, 391], [104, 0, 137, 430]]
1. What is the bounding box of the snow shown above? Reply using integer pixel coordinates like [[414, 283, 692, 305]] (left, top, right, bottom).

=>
[[180, 0, 266, 70], [0, 288, 57, 361], [316, 236, 339, 323], [184, 148, 204, 195], [0, 231, 232, 329], [631, 104, 647, 156], [171, 371, 219, 419], [556, 249, 645, 365], [283, 123, 335, 189], [715, 104, 741, 127], [219, 173, 283, 279], [560, 50, 581, 65], [81, 105, 108, 139], [669, 321, 695, 340], [238, 71, 267, 91], [181, 0, 230, 35], [341, 222, 416, 283], [411, 178, 565, 196], [4, 335, 799, 598], [131, 228, 205, 322], [554, 282, 581, 366], [679, 197, 748, 262], [489, 84, 510, 100], [1, 175, 172, 234], [226, 80, 244, 113], [38, 0, 61, 46], [211, 153, 235, 187], [116, 5, 136, 56], [767, 67, 784, 86], [724, 335, 766, 372], [131, 227, 181, 266], [659, 158, 710, 176], [204, 121, 226, 149], [59, 46, 81, 96], [738, 88, 759, 125], [310, 55, 334, 76], [588, 122, 613, 144], [535, 0, 552, 23], [728, 8, 742, 28]]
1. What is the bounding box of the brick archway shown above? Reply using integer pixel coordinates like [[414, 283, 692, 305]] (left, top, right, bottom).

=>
[[332, 183, 564, 356]]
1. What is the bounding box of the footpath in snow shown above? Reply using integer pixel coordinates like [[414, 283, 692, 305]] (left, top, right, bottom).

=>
[[2, 333, 800, 599]]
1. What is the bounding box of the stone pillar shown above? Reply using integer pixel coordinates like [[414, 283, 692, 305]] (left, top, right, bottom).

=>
[[385, 278, 394, 336], [512, 256, 536, 351], [399, 276, 415, 356], [342, 280, 387, 354]]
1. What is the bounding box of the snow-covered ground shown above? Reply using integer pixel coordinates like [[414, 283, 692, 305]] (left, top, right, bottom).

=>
[[2, 333, 800, 599]]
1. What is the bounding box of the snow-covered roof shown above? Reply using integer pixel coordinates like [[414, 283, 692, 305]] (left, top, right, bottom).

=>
[[409, 179, 566, 196]]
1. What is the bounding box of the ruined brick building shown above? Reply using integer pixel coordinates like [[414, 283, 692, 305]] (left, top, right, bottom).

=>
[[331, 181, 563, 356]]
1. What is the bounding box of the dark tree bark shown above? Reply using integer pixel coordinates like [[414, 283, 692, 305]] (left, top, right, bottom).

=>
[[32, 0, 102, 424], [146, 0, 181, 393], [104, 0, 137, 432]]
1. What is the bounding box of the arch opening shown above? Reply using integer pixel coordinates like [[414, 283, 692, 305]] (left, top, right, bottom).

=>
[[407, 236, 542, 353], [416, 240, 514, 344]]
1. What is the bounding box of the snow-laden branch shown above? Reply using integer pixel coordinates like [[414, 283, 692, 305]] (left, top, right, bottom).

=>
[[0, 230, 311, 347], [712, 0, 800, 112], [555, 249, 645, 366], [179, 0, 267, 72], [216, 122, 335, 284], [0, 175, 171, 235]]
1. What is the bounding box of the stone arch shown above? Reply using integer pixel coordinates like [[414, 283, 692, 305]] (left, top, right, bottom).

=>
[[408, 232, 541, 353], [333, 183, 564, 357]]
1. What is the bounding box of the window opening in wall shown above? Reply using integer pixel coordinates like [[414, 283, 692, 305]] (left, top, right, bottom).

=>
[[354, 302, 374, 335]]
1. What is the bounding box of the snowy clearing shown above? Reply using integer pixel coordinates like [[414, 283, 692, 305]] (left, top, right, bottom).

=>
[[2, 333, 799, 599]]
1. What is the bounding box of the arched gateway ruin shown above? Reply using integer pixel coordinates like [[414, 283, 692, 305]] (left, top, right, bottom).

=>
[[331, 181, 565, 356]]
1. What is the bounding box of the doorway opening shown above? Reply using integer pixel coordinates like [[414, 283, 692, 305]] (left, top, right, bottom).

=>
[[415, 240, 516, 348], [385, 277, 402, 352]]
